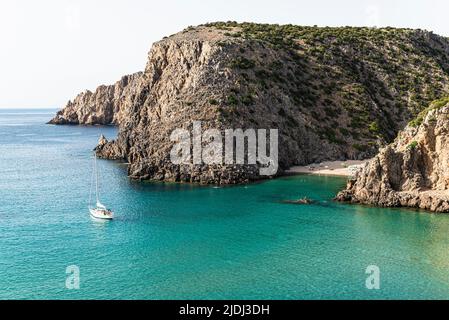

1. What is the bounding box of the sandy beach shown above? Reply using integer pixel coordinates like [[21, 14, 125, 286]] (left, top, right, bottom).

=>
[[286, 159, 371, 177]]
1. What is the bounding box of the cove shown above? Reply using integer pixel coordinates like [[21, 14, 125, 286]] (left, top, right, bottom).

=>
[[1, 109, 449, 299]]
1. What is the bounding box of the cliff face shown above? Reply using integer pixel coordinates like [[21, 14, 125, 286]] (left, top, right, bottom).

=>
[[96, 31, 267, 183], [336, 100, 449, 212], [51, 23, 449, 184], [48, 72, 142, 125]]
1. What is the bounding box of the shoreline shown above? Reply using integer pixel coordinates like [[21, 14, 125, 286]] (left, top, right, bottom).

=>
[[286, 159, 371, 177]]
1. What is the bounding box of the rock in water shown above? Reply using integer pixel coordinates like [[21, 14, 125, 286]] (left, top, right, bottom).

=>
[[282, 197, 314, 205], [97, 134, 108, 147], [94, 135, 124, 160], [336, 100, 449, 213]]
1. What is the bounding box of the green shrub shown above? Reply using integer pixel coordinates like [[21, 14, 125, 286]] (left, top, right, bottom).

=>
[[227, 95, 238, 105], [278, 108, 287, 117], [255, 69, 270, 79], [352, 143, 369, 152], [407, 140, 419, 150], [339, 127, 350, 136], [230, 57, 255, 69], [324, 107, 338, 118], [409, 97, 449, 127], [368, 121, 381, 134], [241, 94, 254, 106]]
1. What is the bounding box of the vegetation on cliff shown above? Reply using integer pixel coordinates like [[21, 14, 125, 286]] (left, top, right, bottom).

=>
[[203, 22, 449, 147]]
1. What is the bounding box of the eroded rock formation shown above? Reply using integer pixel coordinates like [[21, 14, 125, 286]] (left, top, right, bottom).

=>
[[48, 72, 142, 125], [336, 102, 449, 212]]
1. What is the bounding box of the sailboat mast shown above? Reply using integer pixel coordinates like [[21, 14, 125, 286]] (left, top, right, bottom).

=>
[[95, 153, 99, 203]]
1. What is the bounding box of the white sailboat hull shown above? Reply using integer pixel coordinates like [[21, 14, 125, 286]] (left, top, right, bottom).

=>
[[89, 208, 114, 220]]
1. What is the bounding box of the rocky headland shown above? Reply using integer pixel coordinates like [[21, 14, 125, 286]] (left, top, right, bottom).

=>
[[336, 100, 449, 213], [49, 22, 449, 186], [48, 72, 142, 125]]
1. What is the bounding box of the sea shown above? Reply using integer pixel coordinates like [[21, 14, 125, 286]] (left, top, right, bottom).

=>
[[1, 108, 449, 299]]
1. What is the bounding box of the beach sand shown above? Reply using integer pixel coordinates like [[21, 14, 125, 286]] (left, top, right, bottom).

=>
[[286, 159, 371, 177]]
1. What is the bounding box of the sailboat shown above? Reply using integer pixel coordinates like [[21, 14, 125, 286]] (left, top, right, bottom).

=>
[[89, 153, 114, 220]]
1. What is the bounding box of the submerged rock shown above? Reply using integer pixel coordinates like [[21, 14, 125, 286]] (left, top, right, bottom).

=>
[[336, 102, 449, 213], [282, 197, 315, 205]]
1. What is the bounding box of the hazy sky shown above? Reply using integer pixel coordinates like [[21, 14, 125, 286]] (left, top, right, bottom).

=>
[[1, 0, 448, 108]]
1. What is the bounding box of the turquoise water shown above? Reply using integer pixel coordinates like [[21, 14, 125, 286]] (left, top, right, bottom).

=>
[[1, 109, 449, 300]]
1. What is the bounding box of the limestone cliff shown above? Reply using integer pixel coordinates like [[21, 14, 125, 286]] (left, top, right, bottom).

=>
[[48, 72, 142, 125], [50, 23, 449, 184], [336, 99, 449, 212]]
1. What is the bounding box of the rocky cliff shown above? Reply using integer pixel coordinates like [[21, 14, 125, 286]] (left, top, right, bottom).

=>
[[336, 99, 449, 212], [50, 23, 449, 183], [48, 72, 142, 125]]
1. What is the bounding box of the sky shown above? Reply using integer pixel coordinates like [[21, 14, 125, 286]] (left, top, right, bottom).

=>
[[0, 0, 448, 108]]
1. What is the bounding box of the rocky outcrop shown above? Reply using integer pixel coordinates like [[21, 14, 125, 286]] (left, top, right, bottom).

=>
[[336, 101, 449, 212], [48, 72, 142, 125], [50, 23, 449, 184], [95, 135, 124, 160]]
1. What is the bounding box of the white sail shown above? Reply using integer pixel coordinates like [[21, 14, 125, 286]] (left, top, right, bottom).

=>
[[96, 201, 106, 209], [95, 153, 99, 204]]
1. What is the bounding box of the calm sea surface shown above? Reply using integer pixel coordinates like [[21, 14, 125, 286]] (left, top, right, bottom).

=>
[[1, 109, 449, 299]]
